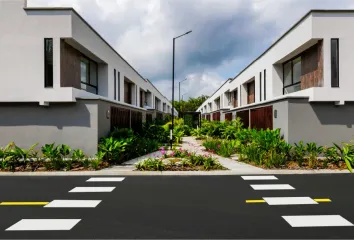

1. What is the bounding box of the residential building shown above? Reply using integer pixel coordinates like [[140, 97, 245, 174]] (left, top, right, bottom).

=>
[[0, 0, 176, 154], [197, 10, 354, 146]]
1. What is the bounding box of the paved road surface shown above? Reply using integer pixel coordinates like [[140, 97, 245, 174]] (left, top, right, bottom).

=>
[[0, 174, 353, 239]]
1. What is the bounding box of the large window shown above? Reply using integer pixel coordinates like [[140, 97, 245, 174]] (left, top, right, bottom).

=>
[[80, 57, 98, 94], [331, 39, 339, 87], [44, 38, 53, 88], [283, 56, 301, 94]]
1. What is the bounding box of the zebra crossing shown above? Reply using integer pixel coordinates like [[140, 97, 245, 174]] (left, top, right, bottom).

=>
[[5, 177, 125, 231], [242, 175, 354, 228]]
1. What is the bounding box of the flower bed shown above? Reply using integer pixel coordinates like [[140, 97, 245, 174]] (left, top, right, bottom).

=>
[[135, 148, 227, 171]]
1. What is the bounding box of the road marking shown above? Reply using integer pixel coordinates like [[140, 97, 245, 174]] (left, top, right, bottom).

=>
[[6, 219, 81, 231], [245, 200, 266, 203], [0, 202, 49, 206], [250, 184, 295, 190], [242, 176, 278, 180], [44, 200, 101, 208], [282, 215, 354, 227], [69, 187, 115, 193], [314, 198, 332, 202], [86, 177, 125, 182], [263, 197, 317, 205]]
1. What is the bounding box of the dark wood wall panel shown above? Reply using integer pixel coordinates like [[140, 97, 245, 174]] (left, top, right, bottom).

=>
[[110, 106, 130, 130], [250, 106, 273, 130], [212, 112, 220, 121], [60, 40, 81, 89], [225, 113, 232, 121], [206, 114, 211, 121], [247, 78, 255, 104], [301, 40, 323, 89], [237, 110, 249, 128], [131, 111, 142, 132], [146, 113, 153, 123], [232, 90, 238, 108]]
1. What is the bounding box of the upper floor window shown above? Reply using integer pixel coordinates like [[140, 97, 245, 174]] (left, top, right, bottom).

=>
[[283, 56, 301, 94], [44, 38, 53, 88], [80, 57, 98, 94]]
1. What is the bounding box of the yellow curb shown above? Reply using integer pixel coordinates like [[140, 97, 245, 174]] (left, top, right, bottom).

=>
[[0, 202, 49, 206], [314, 198, 332, 202], [245, 200, 266, 203]]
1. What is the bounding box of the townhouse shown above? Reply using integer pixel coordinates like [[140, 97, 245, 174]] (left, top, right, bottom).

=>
[[197, 10, 354, 146], [0, 0, 176, 154]]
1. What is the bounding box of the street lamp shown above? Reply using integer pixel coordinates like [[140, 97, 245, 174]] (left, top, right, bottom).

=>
[[171, 30, 192, 150], [179, 78, 190, 102]]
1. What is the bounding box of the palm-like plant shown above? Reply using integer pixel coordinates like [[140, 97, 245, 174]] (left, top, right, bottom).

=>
[[334, 143, 354, 172]]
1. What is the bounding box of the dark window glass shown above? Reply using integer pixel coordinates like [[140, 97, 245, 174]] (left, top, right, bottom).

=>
[[264, 69, 266, 100], [283, 57, 301, 95], [90, 61, 98, 86], [293, 57, 301, 83], [331, 39, 339, 87], [118, 72, 120, 101], [44, 38, 53, 87], [114, 69, 117, 100], [80, 59, 89, 83], [259, 72, 262, 101]]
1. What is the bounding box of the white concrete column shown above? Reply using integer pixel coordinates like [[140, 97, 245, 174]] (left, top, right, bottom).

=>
[[322, 38, 331, 88]]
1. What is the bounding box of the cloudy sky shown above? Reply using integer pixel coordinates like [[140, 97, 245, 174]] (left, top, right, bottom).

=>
[[29, 0, 354, 100]]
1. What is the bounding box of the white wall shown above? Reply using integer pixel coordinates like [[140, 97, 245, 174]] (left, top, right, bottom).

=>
[[199, 11, 354, 114], [0, 1, 173, 111]]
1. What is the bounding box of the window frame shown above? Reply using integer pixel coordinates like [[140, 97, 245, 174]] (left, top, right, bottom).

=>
[[282, 56, 302, 95], [80, 56, 98, 94]]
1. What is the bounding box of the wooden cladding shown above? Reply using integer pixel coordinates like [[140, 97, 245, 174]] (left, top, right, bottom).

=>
[[60, 40, 81, 89], [237, 110, 249, 128], [110, 106, 143, 132], [146, 113, 153, 123], [225, 113, 232, 121], [206, 114, 211, 121], [124, 80, 132, 104], [131, 111, 142, 132], [300, 41, 323, 89], [250, 106, 273, 130], [247, 79, 255, 104], [212, 112, 220, 121], [232, 90, 238, 108], [110, 107, 130, 130], [156, 112, 163, 121]]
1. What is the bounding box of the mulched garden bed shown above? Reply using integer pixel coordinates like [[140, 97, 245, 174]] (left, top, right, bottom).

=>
[[239, 160, 348, 170]]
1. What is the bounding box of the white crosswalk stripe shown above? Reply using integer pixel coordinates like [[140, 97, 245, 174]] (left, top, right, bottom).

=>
[[282, 215, 354, 227], [69, 187, 115, 193], [6, 219, 81, 231], [242, 176, 278, 180], [44, 200, 101, 208], [86, 177, 125, 182], [263, 197, 317, 205], [250, 184, 295, 190]]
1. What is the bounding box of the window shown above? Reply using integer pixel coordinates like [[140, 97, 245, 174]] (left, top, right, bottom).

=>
[[259, 72, 262, 101], [283, 57, 301, 94], [118, 72, 121, 101], [247, 81, 255, 104], [264, 69, 266, 100], [331, 39, 339, 87], [114, 69, 117, 100], [232, 89, 238, 108], [44, 38, 53, 87], [80, 57, 98, 94]]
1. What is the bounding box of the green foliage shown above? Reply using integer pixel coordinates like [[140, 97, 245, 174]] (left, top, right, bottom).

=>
[[89, 158, 102, 170], [109, 128, 134, 140], [292, 141, 306, 166], [305, 142, 323, 168], [135, 158, 165, 171], [98, 137, 127, 162], [141, 123, 169, 143], [334, 143, 354, 172], [172, 95, 209, 114]]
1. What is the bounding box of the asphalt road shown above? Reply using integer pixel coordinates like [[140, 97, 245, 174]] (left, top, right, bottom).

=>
[[0, 174, 353, 239]]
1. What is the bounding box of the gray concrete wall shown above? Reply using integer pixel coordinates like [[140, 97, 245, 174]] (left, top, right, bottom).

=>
[[273, 100, 289, 142], [0, 100, 99, 155], [287, 99, 354, 146]]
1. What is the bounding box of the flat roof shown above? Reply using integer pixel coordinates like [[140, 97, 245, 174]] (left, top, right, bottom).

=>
[[24, 7, 170, 103]]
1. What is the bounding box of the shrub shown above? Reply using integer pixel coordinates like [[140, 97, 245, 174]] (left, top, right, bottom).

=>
[[292, 141, 306, 166], [334, 143, 354, 172], [306, 142, 323, 168], [98, 137, 127, 163], [110, 128, 135, 140], [135, 158, 164, 171]]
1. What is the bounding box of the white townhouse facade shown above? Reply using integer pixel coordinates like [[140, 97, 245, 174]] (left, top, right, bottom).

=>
[[0, 0, 176, 154], [197, 10, 354, 146]]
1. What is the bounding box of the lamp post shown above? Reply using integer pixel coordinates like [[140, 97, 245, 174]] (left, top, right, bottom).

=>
[[171, 30, 192, 150], [179, 78, 189, 102]]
